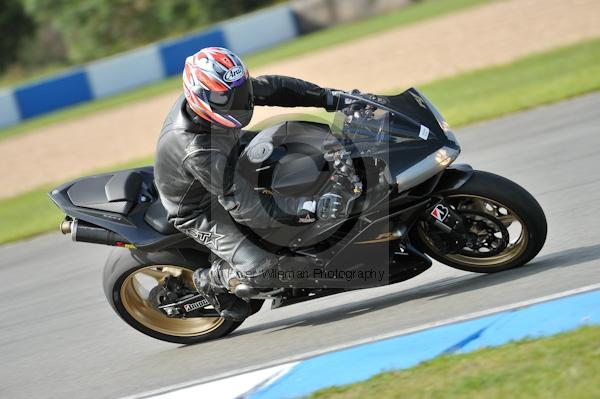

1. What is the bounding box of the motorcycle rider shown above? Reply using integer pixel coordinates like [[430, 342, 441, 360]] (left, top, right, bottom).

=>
[[154, 47, 358, 321]]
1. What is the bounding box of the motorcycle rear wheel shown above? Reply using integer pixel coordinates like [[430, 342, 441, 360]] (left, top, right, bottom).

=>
[[103, 249, 263, 344], [415, 170, 547, 273]]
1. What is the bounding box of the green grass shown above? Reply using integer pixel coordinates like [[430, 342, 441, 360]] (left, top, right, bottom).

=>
[[0, 184, 63, 245], [306, 325, 600, 399], [419, 38, 600, 126], [1, 38, 600, 245], [0, 0, 493, 142]]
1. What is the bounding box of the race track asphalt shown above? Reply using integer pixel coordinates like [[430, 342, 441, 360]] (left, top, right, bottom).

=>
[[1, 92, 599, 398]]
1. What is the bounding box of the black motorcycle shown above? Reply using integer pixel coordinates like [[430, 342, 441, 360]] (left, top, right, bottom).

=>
[[49, 89, 547, 344]]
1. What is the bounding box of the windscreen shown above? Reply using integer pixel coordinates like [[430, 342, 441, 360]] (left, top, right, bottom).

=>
[[330, 88, 447, 145]]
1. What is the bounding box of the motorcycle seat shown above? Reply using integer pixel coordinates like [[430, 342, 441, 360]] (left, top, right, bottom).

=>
[[67, 170, 142, 214], [144, 198, 179, 235]]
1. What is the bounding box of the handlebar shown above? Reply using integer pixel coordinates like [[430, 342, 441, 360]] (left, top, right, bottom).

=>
[[332, 90, 423, 130]]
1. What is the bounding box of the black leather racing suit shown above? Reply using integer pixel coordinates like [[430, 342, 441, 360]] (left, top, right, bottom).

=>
[[154, 75, 335, 278]]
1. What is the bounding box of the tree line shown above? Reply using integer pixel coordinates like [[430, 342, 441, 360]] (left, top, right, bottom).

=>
[[0, 0, 283, 76]]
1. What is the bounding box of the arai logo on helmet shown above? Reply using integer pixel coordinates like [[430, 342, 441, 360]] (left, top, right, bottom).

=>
[[224, 66, 245, 82]]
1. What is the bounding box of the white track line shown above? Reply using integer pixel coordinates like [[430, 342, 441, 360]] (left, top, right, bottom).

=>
[[128, 282, 600, 399], [148, 362, 299, 399]]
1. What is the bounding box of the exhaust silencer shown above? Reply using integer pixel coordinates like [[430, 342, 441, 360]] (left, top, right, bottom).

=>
[[60, 219, 134, 248], [60, 220, 72, 234]]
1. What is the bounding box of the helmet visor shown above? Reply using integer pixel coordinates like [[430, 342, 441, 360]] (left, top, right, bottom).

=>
[[208, 78, 253, 110], [208, 90, 230, 105], [209, 78, 254, 127]]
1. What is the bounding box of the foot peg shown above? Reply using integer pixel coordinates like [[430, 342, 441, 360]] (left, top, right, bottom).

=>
[[192, 268, 251, 321]]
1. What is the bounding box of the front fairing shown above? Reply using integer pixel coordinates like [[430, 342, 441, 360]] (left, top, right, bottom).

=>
[[331, 88, 461, 190], [332, 88, 458, 149]]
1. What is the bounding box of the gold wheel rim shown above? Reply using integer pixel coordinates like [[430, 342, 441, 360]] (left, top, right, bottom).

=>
[[120, 265, 225, 337], [419, 195, 529, 267]]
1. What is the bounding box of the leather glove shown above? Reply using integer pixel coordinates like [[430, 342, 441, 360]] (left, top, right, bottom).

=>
[[296, 190, 351, 222], [296, 190, 353, 222], [316, 192, 346, 220], [325, 89, 362, 112], [331, 89, 388, 114]]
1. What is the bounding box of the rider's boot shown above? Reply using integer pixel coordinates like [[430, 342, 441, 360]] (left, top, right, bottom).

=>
[[192, 260, 251, 321]]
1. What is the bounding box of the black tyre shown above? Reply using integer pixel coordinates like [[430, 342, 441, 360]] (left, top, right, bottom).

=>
[[415, 170, 547, 273], [103, 248, 263, 344]]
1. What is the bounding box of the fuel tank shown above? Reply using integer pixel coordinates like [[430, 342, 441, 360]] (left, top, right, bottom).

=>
[[237, 120, 335, 197]]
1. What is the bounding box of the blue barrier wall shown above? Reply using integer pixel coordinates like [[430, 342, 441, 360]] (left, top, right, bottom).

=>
[[159, 28, 228, 76], [86, 46, 166, 99], [0, 4, 299, 128], [14, 69, 93, 119]]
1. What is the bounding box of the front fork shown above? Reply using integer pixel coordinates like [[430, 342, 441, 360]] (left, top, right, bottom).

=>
[[422, 199, 468, 254]]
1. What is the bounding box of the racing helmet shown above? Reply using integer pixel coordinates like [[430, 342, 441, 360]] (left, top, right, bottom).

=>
[[183, 47, 254, 128]]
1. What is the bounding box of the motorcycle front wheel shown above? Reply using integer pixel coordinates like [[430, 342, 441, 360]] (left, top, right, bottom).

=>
[[415, 170, 547, 273]]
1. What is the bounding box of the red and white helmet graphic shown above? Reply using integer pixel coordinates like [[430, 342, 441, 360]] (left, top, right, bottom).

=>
[[183, 47, 254, 128]]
